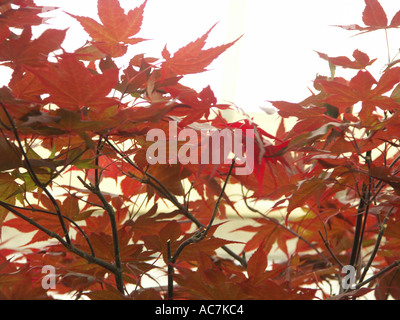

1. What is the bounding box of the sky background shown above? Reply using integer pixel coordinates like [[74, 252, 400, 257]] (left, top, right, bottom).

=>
[[7, 0, 400, 112]]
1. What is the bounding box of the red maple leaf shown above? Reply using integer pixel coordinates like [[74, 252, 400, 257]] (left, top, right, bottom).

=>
[[335, 0, 400, 33], [69, 0, 147, 57], [161, 23, 241, 76], [316, 49, 376, 70], [317, 68, 400, 116], [26, 54, 119, 112], [0, 27, 66, 70]]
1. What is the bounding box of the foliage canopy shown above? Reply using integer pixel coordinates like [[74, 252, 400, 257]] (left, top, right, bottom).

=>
[[1, 0, 400, 300]]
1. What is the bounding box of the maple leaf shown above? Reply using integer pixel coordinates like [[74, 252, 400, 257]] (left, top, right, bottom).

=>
[[69, 0, 147, 57], [235, 218, 291, 257], [163, 83, 228, 126], [173, 263, 249, 300], [228, 120, 291, 194], [316, 49, 376, 70], [0, 3, 57, 29], [8, 69, 46, 102], [363, 0, 388, 28], [316, 68, 400, 116], [246, 244, 268, 282], [116, 100, 182, 124], [147, 164, 192, 196], [335, 0, 400, 33], [0, 26, 66, 70], [0, 138, 22, 171], [161, 23, 241, 76], [26, 54, 119, 112]]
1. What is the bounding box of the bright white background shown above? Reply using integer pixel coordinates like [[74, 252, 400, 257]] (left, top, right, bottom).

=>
[[26, 0, 400, 113]]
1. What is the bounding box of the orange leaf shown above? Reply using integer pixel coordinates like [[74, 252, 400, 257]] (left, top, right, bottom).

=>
[[161, 23, 241, 75], [0, 27, 66, 69], [246, 244, 268, 281], [26, 54, 119, 112], [147, 164, 192, 196], [316, 49, 376, 70], [70, 0, 147, 56]]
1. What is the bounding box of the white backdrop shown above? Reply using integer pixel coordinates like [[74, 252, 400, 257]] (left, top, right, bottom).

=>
[[4, 0, 400, 111]]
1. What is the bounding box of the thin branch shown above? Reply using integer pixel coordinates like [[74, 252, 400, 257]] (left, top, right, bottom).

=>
[[242, 191, 330, 265], [385, 28, 391, 64], [349, 180, 370, 268], [42, 146, 90, 189], [0, 200, 117, 274], [204, 158, 235, 236], [170, 159, 236, 262], [0, 103, 71, 245], [105, 138, 248, 267], [318, 230, 344, 268], [354, 179, 372, 267], [355, 259, 400, 290], [167, 159, 238, 299], [77, 176, 124, 294], [0, 200, 95, 257], [359, 206, 394, 283], [167, 240, 174, 300]]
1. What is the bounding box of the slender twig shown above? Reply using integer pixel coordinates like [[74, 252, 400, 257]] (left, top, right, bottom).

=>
[[349, 180, 370, 268], [167, 240, 174, 300], [385, 28, 391, 64], [318, 230, 344, 268], [355, 259, 400, 290], [0, 200, 95, 256], [0, 103, 71, 245], [77, 176, 125, 294], [354, 179, 372, 267], [242, 190, 329, 264], [0, 200, 117, 273], [106, 138, 248, 267], [105, 138, 201, 226], [204, 158, 236, 235], [42, 146, 90, 188], [94, 136, 103, 188], [167, 159, 237, 299], [359, 206, 394, 283], [172, 158, 236, 262]]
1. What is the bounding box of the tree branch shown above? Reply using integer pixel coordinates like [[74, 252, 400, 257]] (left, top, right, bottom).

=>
[[0, 103, 71, 245], [105, 138, 248, 267], [0, 200, 95, 257], [77, 176, 124, 294], [0, 200, 118, 274]]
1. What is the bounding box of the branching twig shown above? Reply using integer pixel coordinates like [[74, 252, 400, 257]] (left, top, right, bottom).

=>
[[77, 176, 125, 294], [0, 103, 71, 245], [0, 201, 117, 274], [0, 200, 95, 256], [318, 230, 344, 268], [166, 159, 236, 300], [105, 138, 247, 267], [242, 190, 330, 265], [359, 206, 394, 283], [355, 260, 400, 290]]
